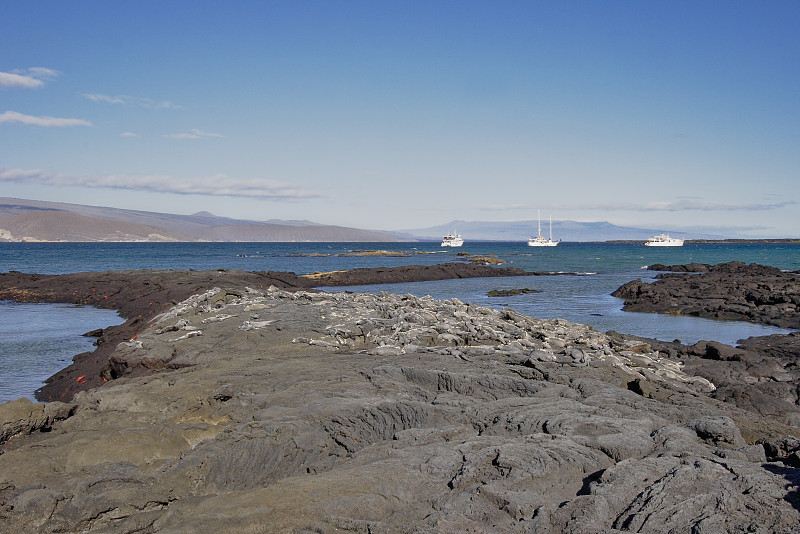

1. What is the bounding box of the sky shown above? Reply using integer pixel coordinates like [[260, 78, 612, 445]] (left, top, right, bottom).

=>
[[1, 1, 798, 237]]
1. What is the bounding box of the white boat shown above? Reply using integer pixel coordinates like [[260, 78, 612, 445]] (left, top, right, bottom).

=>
[[644, 233, 684, 247], [528, 211, 558, 247], [441, 232, 463, 247]]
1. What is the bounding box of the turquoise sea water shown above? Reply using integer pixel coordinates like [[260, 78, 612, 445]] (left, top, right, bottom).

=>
[[3, 241, 799, 275], [1, 241, 798, 402]]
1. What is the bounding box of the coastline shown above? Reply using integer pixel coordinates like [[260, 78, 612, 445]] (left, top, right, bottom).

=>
[[1, 261, 797, 420], [0, 263, 531, 402], [0, 267, 798, 531], [1, 264, 800, 531]]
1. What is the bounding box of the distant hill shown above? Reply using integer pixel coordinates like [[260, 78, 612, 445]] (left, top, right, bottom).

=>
[[0, 198, 402, 242], [0, 211, 196, 242], [0, 197, 731, 243]]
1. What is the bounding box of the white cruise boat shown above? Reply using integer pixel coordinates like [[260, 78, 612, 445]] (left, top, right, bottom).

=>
[[441, 232, 463, 247], [528, 211, 558, 247], [644, 233, 684, 247]]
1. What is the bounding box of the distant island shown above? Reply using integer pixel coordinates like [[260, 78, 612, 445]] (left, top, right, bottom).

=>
[[604, 239, 800, 245], [2, 197, 797, 243], [0, 197, 405, 243], [686, 238, 800, 244]]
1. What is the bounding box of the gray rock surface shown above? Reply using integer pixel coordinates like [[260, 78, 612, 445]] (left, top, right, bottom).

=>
[[0, 398, 75, 444], [1, 286, 799, 533]]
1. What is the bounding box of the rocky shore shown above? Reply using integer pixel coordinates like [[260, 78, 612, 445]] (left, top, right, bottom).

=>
[[0, 263, 529, 401], [611, 260, 800, 436], [612, 261, 800, 329], [0, 263, 799, 532]]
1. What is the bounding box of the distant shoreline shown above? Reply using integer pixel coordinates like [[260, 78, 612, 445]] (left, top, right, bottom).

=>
[[3, 238, 799, 244], [603, 238, 800, 245]]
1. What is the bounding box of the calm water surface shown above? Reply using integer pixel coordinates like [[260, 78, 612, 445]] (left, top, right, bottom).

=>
[[1, 241, 798, 402], [2, 241, 799, 275], [0, 301, 122, 403]]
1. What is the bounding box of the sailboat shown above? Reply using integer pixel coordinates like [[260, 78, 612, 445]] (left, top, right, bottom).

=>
[[527, 210, 558, 247]]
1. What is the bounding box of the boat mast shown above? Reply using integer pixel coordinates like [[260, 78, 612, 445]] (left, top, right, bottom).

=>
[[537, 209, 542, 237]]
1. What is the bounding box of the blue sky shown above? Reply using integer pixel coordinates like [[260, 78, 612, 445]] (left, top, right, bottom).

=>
[[1, 1, 798, 237]]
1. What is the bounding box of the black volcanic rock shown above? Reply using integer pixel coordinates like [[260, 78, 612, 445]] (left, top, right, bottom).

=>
[[299, 262, 530, 286], [648, 262, 710, 272], [613, 261, 800, 329], [611, 262, 800, 429], [487, 288, 541, 297]]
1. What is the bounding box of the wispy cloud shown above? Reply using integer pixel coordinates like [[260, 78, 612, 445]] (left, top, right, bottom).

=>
[[478, 204, 530, 211], [0, 168, 320, 201], [0, 67, 59, 89], [83, 93, 182, 109], [120, 132, 137, 137], [587, 198, 798, 212], [478, 198, 796, 212], [0, 110, 92, 127], [163, 129, 225, 139]]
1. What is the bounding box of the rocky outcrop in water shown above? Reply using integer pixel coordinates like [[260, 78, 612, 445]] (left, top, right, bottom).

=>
[[297, 262, 530, 285], [1, 286, 799, 533], [612, 261, 800, 329], [487, 288, 541, 297]]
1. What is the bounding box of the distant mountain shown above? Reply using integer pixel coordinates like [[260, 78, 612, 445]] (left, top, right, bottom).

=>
[[0, 198, 403, 242], [0, 198, 731, 243], [0, 211, 196, 242], [402, 219, 726, 242]]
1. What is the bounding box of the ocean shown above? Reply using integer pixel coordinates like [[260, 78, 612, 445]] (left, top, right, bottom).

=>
[[1, 241, 798, 403]]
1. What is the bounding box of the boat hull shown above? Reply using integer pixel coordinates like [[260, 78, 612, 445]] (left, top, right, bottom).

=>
[[527, 239, 558, 247], [644, 233, 684, 247], [644, 241, 683, 247]]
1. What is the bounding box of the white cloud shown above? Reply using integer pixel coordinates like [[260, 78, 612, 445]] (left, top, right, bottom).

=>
[[164, 128, 225, 139], [0, 72, 43, 89], [83, 93, 182, 109], [120, 132, 137, 137], [0, 110, 92, 127], [0, 67, 59, 89], [83, 93, 127, 105], [26, 67, 59, 79], [0, 168, 320, 201]]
